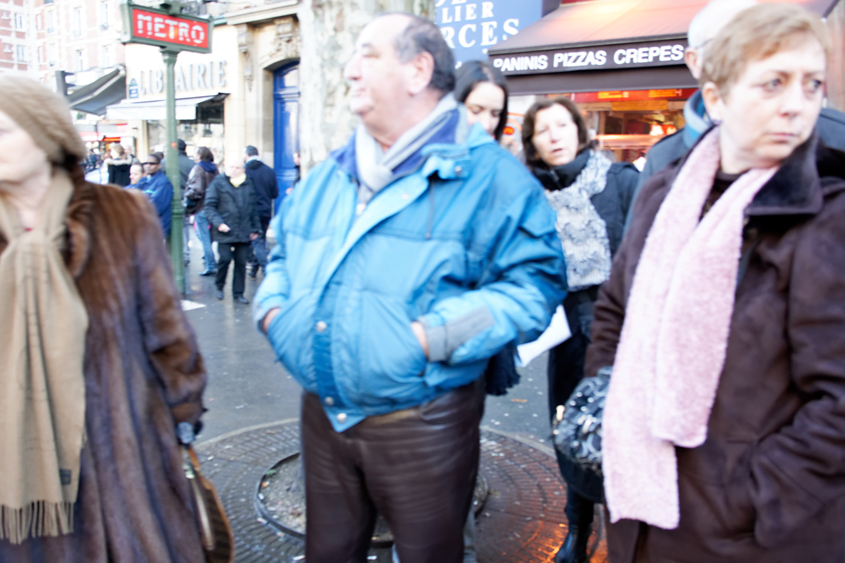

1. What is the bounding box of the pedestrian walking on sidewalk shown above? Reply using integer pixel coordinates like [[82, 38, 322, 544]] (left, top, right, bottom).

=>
[[205, 161, 260, 304], [0, 75, 208, 563], [244, 145, 278, 279], [185, 146, 219, 276], [254, 13, 566, 562]]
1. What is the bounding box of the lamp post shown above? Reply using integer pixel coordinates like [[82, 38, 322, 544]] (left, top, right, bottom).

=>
[[162, 47, 183, 294], [119, 0, 212, 295]]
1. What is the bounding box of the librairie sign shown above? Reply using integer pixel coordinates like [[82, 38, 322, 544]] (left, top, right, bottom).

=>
[[121, 3, 211, 53], [491, 39, 687, 75]]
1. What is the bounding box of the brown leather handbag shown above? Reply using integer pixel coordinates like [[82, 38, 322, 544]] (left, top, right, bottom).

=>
[[179, 424, 235, 563]]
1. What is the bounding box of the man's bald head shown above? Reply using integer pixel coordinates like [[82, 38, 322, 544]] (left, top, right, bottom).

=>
[[686, 0, 758, 79]]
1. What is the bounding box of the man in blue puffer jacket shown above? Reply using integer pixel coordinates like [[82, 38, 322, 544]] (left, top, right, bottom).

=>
[[253, 13, 567, 562]]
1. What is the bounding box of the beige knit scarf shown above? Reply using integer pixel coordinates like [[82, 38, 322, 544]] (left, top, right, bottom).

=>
[[0, 169, 89, 544]]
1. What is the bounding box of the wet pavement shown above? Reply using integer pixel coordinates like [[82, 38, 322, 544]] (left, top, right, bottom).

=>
[[181, 229, 607, 562]]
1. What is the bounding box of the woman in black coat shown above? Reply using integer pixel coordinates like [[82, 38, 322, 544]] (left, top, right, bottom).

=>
[[204, 162, 260, 304], [522, 97, 638, 563]]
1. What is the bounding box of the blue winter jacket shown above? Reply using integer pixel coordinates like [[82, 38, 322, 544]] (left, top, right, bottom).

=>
[[254, 113, 567, 431], [142, 170, 173, 236]]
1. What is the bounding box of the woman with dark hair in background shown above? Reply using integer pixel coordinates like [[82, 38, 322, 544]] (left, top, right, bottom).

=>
[[455, 60, 509, 141], [522, 97, 638, 563], [185, 146, 219, 276]]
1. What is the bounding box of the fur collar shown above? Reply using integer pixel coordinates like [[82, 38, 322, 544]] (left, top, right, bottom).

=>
[[0, 166, 94, 279], [60, 166, 95, 279], [666, 126, 842, 219]]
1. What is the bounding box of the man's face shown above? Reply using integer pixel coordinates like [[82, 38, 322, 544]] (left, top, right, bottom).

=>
[[344, 16, 414, 133], [129, 164, 144, 185], [144, 157, 161, 175]]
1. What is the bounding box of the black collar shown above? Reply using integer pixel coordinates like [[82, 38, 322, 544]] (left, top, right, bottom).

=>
[[670, 126, 839, 218]]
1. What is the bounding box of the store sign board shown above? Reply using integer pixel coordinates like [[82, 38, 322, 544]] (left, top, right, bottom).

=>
[[437, 0, 552, 64], [490, 38, 688, 76], [121, 4, 212, 54], [571, 88, 698, 103], [130, 60, 227, 98]]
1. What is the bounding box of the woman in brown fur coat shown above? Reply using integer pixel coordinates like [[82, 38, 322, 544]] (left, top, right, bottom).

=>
[[0, 77, 208, 562]]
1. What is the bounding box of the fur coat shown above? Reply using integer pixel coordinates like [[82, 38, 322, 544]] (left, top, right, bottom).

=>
[[0, 166, 208, 563]]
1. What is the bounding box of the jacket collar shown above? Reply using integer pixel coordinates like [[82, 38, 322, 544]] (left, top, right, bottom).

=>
[[63, 166, 95, 279], [671, 125, 830, 218], [330, 106, 493, 183], [0, 165, 94, 279]]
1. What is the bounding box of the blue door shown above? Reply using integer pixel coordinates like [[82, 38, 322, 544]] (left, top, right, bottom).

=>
[[273, 63, 300, 215]]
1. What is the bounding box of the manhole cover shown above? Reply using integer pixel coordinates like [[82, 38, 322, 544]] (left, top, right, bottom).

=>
[[195, 420, 608, 563], [255, 452, 489, 546]]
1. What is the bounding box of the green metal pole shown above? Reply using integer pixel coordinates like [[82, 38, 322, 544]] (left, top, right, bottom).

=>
[[162, 48, 185, 295]]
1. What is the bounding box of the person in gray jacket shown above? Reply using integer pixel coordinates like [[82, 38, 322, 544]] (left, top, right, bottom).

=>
[[204, 162, 260, 304]]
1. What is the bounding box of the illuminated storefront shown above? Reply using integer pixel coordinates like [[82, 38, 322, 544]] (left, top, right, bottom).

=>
[[489, 0, 842, 162]]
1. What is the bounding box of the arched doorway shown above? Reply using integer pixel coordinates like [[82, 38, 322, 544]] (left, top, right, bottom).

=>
[[273, 62, 300, 214]]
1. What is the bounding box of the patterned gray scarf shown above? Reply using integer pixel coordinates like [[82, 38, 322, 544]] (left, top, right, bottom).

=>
[[545, 150, 613, 291]]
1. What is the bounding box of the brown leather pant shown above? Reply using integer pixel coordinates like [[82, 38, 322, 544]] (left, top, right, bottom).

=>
[[301, 379, 485, 563]]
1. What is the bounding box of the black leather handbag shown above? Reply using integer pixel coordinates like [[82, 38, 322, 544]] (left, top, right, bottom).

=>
[[552, 366, 611, 476]]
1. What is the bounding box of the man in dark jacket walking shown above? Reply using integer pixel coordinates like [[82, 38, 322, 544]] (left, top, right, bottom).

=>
[[244, 145, 278, 278], [204, 162, 260, 304], [162, 139, 195, 266]]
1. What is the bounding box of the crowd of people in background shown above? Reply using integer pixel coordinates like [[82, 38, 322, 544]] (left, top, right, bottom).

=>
[[1, 1, 845, 562]]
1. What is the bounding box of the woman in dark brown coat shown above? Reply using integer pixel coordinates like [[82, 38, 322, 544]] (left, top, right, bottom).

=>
[[585, 5, 845, 562], [0, 77, 207, 562]]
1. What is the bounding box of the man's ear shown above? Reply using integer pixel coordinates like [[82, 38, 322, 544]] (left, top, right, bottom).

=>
[[701, 81, 723, 123], [684, 47, 701, 81], [406, 51, 436, 96]]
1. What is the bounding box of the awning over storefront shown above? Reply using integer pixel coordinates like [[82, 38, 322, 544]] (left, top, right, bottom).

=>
[[488, 0, 841, 95], [105, 93, 228, 121], [67, 68, 127, 116]]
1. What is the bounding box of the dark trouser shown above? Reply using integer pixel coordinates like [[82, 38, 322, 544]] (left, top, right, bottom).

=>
[[215, 242, 249, 296], [301, 379, 485, 563], [247, 216, 271, 269]]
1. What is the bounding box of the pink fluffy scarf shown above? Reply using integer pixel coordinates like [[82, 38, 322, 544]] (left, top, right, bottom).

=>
[[602, 127, 778, 529]]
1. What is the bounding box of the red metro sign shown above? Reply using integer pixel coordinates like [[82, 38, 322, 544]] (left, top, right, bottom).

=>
[[123, 4, 212, 53]]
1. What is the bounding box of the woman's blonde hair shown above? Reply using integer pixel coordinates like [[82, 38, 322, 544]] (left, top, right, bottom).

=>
[[700, 4, 830, 96]]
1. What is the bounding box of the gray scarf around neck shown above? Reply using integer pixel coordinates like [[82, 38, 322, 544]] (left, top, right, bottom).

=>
[[545, 150, 613, 292], [355, 94, 458, 204]]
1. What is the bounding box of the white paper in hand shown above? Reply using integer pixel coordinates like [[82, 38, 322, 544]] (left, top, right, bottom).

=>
[[516, 305, 571, 367]]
